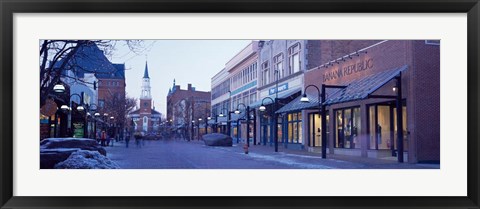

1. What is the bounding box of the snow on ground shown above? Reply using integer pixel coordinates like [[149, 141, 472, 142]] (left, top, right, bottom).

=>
[[54, 150, 120, 169]]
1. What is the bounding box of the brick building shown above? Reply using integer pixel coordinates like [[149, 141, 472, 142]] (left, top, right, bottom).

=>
[[166, 81, 211, 139], [129, 62, 162, 133], [277, 40, 440, 163]]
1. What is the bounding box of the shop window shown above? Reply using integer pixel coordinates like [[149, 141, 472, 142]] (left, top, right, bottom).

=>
[[286, 112, 302, 144], [393, 106, 408, 151], [335, 107, 361, 149], [367, 103, 408, 152]]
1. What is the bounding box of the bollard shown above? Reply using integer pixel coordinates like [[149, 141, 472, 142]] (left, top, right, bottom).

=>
[[243, 144, 249, 154]]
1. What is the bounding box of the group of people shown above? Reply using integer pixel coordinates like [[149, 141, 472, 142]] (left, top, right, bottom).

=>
[[96, 130, 113, 147], [94, 129, 152, 148]]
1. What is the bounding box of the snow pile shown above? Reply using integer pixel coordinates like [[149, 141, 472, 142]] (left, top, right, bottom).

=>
[[54, 150, 120, 169], [41, 137, 106, 156]]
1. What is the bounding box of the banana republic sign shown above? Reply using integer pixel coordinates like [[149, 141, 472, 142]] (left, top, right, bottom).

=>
[[323, 58, 374, 82]]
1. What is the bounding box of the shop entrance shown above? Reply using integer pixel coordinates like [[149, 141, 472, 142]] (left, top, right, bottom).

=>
[[308, 113, 329, 147], [367, 102, 407, 156], [260, 114, 272, 145]]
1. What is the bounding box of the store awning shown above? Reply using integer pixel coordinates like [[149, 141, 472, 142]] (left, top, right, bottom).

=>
[[276, 93, 321, 114], [324, 65, 407, 105], [275, 65, 408, 114], [249, 87, 301, 108]]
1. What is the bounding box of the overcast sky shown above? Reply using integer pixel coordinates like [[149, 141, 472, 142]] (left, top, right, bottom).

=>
[[108, 40, 251, 116]]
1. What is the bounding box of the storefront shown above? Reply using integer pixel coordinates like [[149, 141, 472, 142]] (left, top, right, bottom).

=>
[[277, 40, 440, 163]]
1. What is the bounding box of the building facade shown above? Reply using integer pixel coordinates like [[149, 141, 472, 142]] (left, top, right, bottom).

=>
[[41, 42, 126, 140], [277, 40, 440, 163], [166, 81, 211, 139], [252, 40, 325, 148], [210, 68, 230, 133], [129, 62, 162, 133], [224, 41, 259, 142]]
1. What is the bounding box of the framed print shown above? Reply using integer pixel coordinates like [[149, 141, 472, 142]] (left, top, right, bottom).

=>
[[1, 0, 479, 208]]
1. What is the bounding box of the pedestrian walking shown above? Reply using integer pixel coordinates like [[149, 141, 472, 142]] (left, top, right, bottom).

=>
[[125, 130, 130, 148], [134, 131, 142, 148], [96, 130, 101, 144], [101, 130, 106, 147]]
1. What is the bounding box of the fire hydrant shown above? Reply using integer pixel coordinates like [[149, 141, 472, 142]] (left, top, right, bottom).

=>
[[243, 144, 249, 154]]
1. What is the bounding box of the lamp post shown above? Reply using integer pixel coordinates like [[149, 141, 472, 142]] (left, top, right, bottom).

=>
[[301, 84, 347, 159], [300, 85, 322, 147], [103, 113, 109, 134], [218, 107, 230, 135], [235, 103, 253, 147], [109, 116, 115, 146], [197, 118, 202, 140], [207, 116, 212, 134], [86, 103, 98, 139], [259, 97, 277, 152], [191, 120, 195, 141], [203, 105, 211, 135], [62, 93, 85, 137]]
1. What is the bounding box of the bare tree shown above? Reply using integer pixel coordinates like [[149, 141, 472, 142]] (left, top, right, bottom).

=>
[[125, 94, 138, 115], [39, 40, 146, 107], [103, 93, 138, 132]]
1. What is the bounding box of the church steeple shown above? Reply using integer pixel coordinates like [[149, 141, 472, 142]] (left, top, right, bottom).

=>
[[141, 61, 151, 99], [143, 61, 150, 78]]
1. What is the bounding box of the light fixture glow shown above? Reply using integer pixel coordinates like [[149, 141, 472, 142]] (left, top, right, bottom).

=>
[[60, 105, 69, 111], [300, 94, 310, 103], [259, 106, 266, 112], [53, 83, 65, 93]]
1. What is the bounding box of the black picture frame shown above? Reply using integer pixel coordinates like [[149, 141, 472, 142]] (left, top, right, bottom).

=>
[[1, 0, 479, 208]]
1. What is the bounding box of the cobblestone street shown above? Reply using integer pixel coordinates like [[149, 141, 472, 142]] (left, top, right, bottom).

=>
[[104, 139, 439, 169]]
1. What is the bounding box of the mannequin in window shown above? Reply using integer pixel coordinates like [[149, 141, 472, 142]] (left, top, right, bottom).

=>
[[377, 124, 382, 145], [352, 126, 357, 149]]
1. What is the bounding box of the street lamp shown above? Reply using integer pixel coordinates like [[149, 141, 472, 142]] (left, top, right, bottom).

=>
[[302, 84, 347, 159], [53, 83, 65, 93], [85, 103, 98, 139], [197, 118, 202, 140], [60, 105, 69, 111], [191, 120, 195, 141], [218, 107, 230, 134], [65, 93, 85, 137], [235, 103, 254, 146], [301, 85, 322, 147]]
